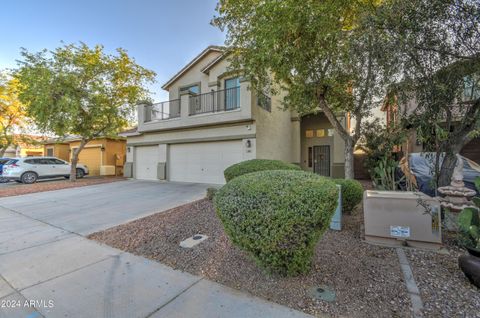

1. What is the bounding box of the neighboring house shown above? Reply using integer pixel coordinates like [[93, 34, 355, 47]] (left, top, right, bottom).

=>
[[122, 46, 351, 184], [2, 135, 45, 158], [381, 85, 480, 164], [43, 137, 126, 176]]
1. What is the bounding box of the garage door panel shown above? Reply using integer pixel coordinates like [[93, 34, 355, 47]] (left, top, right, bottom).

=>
[[169, 141, 244, 184], [135, 146, 159, 181], [78, 148, 101, 176]]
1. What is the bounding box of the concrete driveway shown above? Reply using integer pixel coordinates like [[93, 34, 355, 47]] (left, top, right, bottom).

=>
[[0, 180, 210, 235], [0, 180, 311, 318]]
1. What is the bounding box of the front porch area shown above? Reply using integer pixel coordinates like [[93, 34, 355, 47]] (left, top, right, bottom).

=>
[[299, 113, 346, 178]]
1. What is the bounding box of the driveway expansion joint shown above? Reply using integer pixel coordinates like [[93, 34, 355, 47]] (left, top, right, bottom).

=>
[[144, 277, 204, 318], [0, 204, 82, 237], [17, 254, 117, 293]]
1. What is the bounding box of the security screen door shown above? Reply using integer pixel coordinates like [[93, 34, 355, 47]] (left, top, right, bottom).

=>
[[313, 145, 330, 177]]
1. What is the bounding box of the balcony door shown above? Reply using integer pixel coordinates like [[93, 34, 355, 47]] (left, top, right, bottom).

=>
[[225, 77, 240, 110]]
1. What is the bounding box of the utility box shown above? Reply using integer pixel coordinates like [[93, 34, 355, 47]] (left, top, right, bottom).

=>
[[363, 190, 442, 249], [100, 165, 116, 176]]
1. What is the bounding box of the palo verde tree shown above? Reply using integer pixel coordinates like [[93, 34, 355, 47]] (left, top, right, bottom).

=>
[[378, 0, 480, 187], [0, 72, 27, 157], [213, 0, 395, 179], [16, 43, 155, 180]]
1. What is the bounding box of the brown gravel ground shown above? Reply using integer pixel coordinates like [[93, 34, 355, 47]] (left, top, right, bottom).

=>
[[405, 239, 480, 317], [89, 198, 413, 318], [0, 176, 125, 197]]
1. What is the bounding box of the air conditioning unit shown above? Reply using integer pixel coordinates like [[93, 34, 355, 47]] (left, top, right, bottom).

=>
[[363, 190, 442, 249]]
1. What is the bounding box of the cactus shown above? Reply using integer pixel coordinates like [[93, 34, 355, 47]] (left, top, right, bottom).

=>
[[457, 176, 480, 250], [372, 156, 404, 191]]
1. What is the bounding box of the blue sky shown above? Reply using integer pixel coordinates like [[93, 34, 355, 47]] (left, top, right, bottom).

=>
[[0, 0, 225, 101]]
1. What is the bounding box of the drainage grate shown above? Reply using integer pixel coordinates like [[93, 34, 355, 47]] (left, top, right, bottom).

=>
[[180, 234, 208, 248], [309, 286, 336, 302]]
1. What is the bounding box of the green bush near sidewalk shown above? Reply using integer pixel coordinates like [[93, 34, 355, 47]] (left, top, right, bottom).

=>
[[333, 179, 364, 213], [223, 159, 301, 182], [214, 170, 338, 276]]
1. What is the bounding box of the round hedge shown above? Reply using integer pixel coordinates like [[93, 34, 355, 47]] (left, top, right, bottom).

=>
[[214, 170, 338, 276], [224, 159, 301, 182], [333, 179, 364, 213]]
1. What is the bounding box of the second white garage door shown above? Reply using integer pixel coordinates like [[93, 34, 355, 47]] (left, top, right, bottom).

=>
[[135, 145, 159, 181], [169, 140, 244, 184]]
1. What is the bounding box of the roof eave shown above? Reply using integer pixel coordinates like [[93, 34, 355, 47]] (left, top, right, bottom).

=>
[[161, 46, 225, 90]]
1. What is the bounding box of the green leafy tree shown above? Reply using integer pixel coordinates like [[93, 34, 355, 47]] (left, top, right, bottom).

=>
[[213, 0, 395, 179], [16, 43, 155, 180], [0, 73, 28, 157], [378, 0, 480, 187]]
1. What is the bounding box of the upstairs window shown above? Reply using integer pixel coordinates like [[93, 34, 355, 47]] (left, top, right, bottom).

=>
[[463, 76, 480, 101], [180, 84, 200, 95], [257, 92, 271, 112], [225, 77, 240, 110]]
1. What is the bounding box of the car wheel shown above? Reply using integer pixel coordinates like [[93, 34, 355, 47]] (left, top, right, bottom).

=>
[[21, 172, 38, 184], [76, 168, 85, 179]]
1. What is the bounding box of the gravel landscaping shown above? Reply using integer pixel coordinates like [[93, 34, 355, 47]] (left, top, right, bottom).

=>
[[90, 198, 413, 317], [0, 176, 125, 197], [406, 242, 480, 317], [89, 176, 480, 318]]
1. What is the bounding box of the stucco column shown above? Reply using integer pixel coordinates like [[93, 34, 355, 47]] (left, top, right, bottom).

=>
[[291, 118, 301, 164], [180, 94, 190, 118], [137, 104, 146, 123]]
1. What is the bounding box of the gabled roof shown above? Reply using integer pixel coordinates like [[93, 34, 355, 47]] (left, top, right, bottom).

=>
[[201, 53, 227, 74], [161, 45, 225, 90]]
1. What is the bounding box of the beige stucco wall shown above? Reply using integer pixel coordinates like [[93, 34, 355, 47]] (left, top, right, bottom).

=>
[[253, 89, 295, 163], [167, 51, 223, 100], [128, 122, 256, 146], [138, 52, 253, 133]]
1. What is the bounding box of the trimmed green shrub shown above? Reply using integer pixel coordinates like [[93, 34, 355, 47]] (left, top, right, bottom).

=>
[[224, 159, 301, 182], [214, 170, 338, 276], [333, 179, 364, 213], [205, 187, 218, 200]]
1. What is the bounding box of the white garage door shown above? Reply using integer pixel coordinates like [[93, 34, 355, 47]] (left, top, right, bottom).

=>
[[169, 140, 244, 184], [135, 145, 159, 181]]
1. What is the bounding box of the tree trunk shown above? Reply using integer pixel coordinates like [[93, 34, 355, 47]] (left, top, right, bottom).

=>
[[0, 142, 12, 158], [438, 149, 460, 187], [344, 137, 355, 179], [69, 139, 88, 182], [317, 94, 355, 179]]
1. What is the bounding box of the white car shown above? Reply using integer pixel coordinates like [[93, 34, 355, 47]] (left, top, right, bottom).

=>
[[2, 157, 89, 184]]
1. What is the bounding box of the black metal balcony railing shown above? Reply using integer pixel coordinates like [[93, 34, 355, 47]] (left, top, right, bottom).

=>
[[189, 87, 240, 116], [150, 99, 181, 121]]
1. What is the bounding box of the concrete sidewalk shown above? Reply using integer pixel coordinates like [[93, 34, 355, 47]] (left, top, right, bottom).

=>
[[0, 192, 312, 317]]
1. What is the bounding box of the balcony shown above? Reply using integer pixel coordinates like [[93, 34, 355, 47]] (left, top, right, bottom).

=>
[[189, 87, 240, 116], [139, 84, 251, 132], [146, 99, 181, 122]]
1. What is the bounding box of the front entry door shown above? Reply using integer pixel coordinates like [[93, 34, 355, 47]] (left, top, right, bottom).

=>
[[313, 145, 330, 176]]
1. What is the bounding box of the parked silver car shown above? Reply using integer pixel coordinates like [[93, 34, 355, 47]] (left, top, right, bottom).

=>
[[1, 157, 89, 184]]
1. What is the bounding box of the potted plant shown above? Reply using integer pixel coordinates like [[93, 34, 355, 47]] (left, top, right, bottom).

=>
[[457, 177, 480, 287]]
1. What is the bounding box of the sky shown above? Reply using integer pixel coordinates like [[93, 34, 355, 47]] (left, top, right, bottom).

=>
[[0, 0, 225, 101]]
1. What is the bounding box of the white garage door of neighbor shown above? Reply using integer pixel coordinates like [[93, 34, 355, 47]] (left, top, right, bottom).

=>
[[169, 141, 244, 184], [135, 145, 159, 181]]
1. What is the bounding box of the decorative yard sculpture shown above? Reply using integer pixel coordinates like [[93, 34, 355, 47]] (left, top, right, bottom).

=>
[[437, 154, 477, 212]]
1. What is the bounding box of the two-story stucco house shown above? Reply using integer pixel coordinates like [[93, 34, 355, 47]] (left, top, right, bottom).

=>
[[122, 46, 349, 184]]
